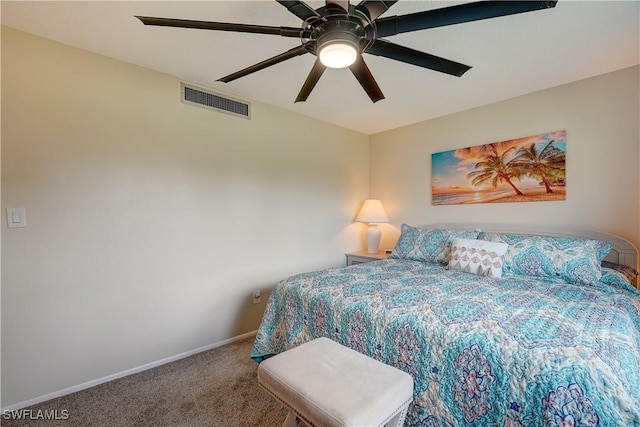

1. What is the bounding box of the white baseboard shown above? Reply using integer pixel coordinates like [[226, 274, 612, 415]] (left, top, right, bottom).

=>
[[1, 330, 258, 412]]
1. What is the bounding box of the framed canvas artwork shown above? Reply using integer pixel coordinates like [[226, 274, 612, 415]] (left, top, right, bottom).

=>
[[431, 130, 566, 205]]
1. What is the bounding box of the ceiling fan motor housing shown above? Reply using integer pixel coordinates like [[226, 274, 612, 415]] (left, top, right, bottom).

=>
[[313, 19, 366, 62]]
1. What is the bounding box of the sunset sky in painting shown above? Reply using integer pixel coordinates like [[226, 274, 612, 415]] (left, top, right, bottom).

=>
[[432, 130, 566, 193]]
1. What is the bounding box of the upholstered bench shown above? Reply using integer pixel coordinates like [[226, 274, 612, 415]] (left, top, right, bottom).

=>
[[257, 337, 414, 427]]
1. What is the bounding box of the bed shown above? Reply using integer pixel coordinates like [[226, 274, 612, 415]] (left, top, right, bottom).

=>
[[251, 223, 640, 426]]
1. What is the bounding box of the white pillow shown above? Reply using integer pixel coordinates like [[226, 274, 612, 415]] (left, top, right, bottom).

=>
[[448, 238, 509, 278]]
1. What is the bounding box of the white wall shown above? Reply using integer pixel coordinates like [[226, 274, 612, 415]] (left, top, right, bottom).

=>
[[1, 27, 370, 407], [370, 66, 640, 252]]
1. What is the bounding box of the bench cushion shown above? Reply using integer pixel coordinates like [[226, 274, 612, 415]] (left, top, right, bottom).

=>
[[258, 337, 414, 427]]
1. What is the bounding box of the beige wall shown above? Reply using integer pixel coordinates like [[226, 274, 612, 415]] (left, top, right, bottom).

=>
[[1, 27, 370, 407], [370, 66, 640, 252]]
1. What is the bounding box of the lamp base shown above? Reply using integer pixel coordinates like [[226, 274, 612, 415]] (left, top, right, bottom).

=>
[[366, 224, 381, 254]]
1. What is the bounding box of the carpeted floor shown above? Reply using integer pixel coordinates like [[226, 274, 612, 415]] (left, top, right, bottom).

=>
[[2, 336, 288, 426]]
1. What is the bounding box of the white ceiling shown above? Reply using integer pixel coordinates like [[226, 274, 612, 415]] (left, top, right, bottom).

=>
[[2, 1, 639, 134]]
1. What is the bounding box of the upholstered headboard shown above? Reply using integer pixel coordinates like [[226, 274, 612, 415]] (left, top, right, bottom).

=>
[[423, 223, 639, 287]]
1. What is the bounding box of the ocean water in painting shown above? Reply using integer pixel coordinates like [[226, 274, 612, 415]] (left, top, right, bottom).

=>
[[432, 190, 515, 205]]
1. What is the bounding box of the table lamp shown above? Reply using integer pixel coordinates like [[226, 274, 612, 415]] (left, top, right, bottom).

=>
[[355, 199, 389, 253]]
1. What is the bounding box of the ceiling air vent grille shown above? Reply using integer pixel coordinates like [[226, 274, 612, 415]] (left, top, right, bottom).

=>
[[181, 83, 250, 119]]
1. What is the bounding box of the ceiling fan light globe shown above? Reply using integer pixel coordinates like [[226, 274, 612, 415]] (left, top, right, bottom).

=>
[[319, 42, 358, 68]]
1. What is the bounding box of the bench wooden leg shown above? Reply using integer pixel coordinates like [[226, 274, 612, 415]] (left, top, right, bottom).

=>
[[282, 412, 297, 427], [282, 411, 309, 427]]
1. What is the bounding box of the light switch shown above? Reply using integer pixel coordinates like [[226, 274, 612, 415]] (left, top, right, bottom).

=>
[[7, 208, 27, 228]]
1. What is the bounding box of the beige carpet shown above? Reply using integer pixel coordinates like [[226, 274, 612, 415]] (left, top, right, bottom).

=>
[[2, 336, 288, 426]]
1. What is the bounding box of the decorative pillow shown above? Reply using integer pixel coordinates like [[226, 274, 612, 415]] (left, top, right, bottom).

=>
[[595, 240, 613, 261], [390, 224, 480, 265], [600, 268, 638, 292], [478, 233, 610, 285], [601, 261, 639, 287], [448, 238, 509, 278]]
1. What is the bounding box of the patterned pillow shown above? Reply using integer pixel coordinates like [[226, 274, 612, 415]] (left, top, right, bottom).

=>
[[595, 241, 613, 261], [601, 261, 639, 287], [478, 233, 610, 285], [448, 238, 509, 278], [600, 268, 638, 291], [390, 224, 480, 265]]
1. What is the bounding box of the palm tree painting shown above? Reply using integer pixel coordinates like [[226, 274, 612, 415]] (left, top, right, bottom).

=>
[[431, 131, 566, 205]]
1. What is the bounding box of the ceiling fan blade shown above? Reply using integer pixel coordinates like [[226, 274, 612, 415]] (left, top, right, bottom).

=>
[[355, 0, 398, 22], [367, 39, 471, 77], [276, 1, 322, 22], [135, 16, 302, 38], [349, 56, 385, 103], [375, 1, 558, 37], [218, 45, 310, 83], [295, 59, 327, 103], [326, 0, 350, 13]]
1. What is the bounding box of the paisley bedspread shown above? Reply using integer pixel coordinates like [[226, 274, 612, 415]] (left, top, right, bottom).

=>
[[250, 259, 640, 427]]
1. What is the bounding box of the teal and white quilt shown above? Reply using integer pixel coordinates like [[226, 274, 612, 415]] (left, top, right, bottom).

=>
[[251, 259, 640, 426]]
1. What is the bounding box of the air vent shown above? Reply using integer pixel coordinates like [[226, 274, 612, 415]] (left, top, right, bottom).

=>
[[181, 83, 250, 119]]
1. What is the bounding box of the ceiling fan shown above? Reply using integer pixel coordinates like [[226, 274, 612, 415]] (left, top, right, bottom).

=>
[[136, 1, 557, 103]]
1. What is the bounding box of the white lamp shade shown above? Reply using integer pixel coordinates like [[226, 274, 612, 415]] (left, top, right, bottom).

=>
[[355, 199, 389, 224]]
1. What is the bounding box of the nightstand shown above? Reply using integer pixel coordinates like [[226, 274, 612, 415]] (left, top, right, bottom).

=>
[[345, 251, 390, 266]]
